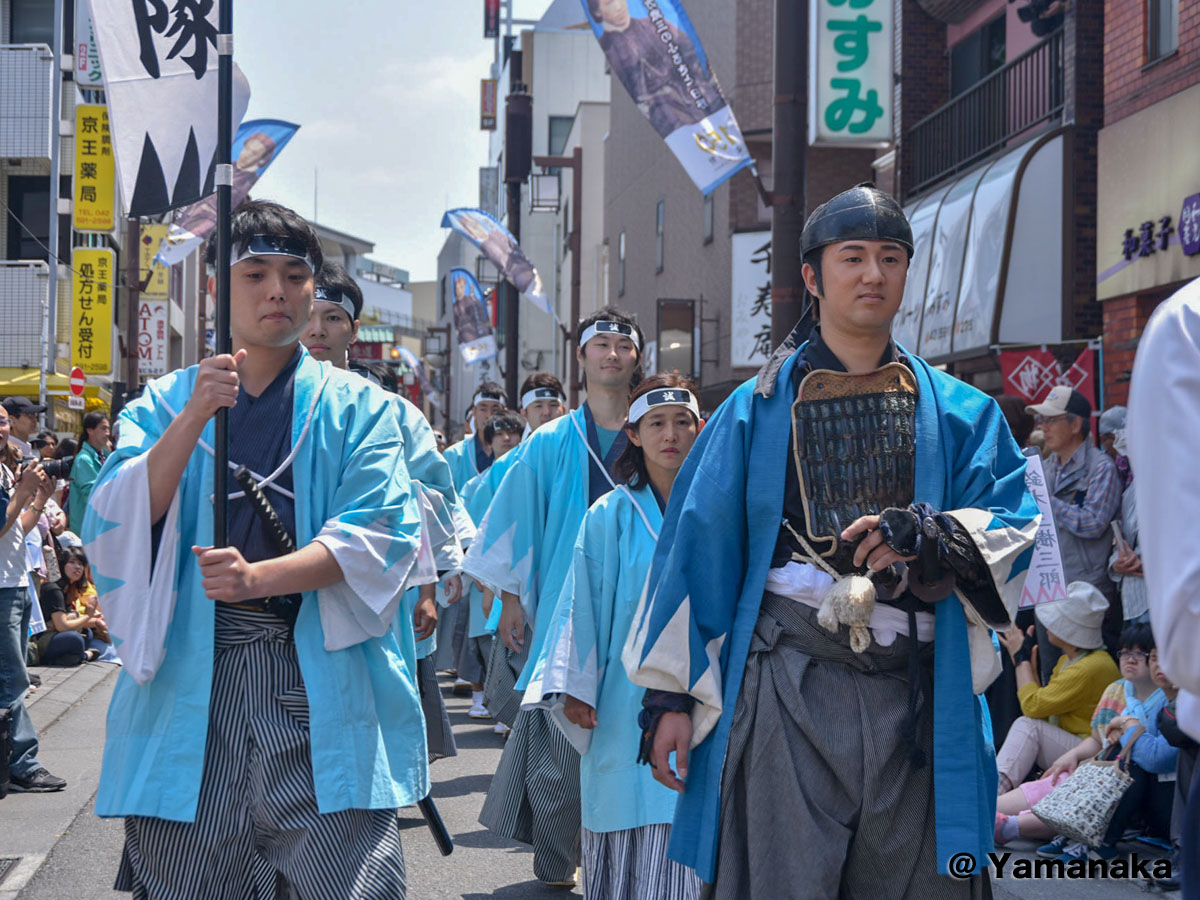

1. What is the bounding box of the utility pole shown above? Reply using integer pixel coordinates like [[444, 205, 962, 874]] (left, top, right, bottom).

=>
[[533, 148, 583, 406], [770, 0, 809, 347], [503, 48, 532, 405], [124, 217, 141, 389]]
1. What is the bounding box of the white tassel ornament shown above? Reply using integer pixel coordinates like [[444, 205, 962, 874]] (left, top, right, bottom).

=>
[[816, 574, 877, 653]]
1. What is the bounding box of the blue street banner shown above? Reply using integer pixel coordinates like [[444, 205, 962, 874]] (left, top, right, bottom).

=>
[[441, 208, 551, 315], [579, 0, 752, 194], [155, 119, 300, 266], [396, 345, 443, 411], [449, 267, 499, 365]]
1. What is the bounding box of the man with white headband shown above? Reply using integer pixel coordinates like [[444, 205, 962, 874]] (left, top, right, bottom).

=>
[[301, 261, 361, 366], [519, 371, 568, 432], [443, 382, 507, 491], [83, 200, 424, 897], [464, 307, 642, 886]]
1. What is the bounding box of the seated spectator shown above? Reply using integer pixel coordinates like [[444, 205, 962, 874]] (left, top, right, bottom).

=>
[[995, 583, 1120, 793], [1098, 405, 1132, 489], [994, 623, 1164, 845], [1108, 428, 1148, 626], [34, 547, 116, 665]]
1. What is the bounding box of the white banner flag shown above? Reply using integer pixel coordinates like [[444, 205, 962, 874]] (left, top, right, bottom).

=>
[[87, 0, 250, 217]]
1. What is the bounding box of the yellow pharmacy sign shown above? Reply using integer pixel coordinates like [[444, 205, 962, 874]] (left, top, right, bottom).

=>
[[139, 224, 171, 299], [72, 248, 115, 375], [73, 104, 116, 233]]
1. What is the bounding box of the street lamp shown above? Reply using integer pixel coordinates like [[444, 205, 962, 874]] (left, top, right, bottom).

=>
[[529, 172, 561, 214]]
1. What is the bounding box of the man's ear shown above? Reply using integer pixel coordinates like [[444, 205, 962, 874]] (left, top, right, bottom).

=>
[[801, 262, 820, 299]]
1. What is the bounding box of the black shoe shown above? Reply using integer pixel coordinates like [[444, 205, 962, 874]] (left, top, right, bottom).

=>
[[9, 768, 67, 793], [28, 673, 41, 687]]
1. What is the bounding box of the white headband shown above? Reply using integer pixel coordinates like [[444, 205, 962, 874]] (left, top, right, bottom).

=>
[[581, 320, 640, 350], [231, 233, 316, 273], [313, 285, 358, 322], [628, 388, 699, 424], [473, 391, 505, 409], [521, 387, 565, 409]]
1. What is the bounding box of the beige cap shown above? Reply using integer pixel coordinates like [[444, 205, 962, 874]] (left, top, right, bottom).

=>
[[1025, 384, 1092, 419]]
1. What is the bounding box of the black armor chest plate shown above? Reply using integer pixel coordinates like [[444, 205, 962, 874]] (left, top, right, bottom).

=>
[[789, 363, 918, 574]]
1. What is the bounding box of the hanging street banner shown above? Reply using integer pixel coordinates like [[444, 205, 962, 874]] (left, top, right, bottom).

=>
[[442, 207, 551, 315], [73, 103, 116, 232], [578, 0, 752, 194], [1019, 454, 1067, 608], [138, 299, 169, 376], [484, 0, 501, 39], [809, 0, 894, 146], [139, 223, 170, 299], [481, 79, 498, 131], [999, 347, 1096, 406], [396, 345, 443, 411], [449, 267, 499, 365], [730, 231, 772, 368], [87, 0, 251, 216], [154, 119, 300, 266], [71, 248, 115, 375], [74, 0, 104, 87]]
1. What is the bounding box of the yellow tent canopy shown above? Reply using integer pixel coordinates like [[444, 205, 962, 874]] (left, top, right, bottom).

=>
[[0, 368, 113, 403]]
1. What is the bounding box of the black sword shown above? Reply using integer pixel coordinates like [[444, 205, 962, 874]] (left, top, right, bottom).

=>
[[231, 466, 454, 856]]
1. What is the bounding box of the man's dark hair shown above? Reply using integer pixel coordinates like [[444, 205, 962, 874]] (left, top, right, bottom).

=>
[[316, 261, 363, 320], [1069, 413, 1091, 440], [483, 410, 526, 445], [1118, 622, 1155, 654], [519, 371, 565, 402], [575, 307, 644, 389], [204, 199, 324, 271], [613, 373, 699, 489], [56, 438, 78, 460], [351, 360, 399, 393], [474, 380, 508, 406]]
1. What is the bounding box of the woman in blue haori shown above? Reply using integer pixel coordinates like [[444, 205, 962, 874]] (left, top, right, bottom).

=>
[[83, 202, 427, 898], [463, 308, 643, 887], [524, 374, 704, 900]]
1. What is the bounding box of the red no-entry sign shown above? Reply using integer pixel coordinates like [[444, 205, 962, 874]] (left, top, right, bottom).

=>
[[69, 367, 86, 397]]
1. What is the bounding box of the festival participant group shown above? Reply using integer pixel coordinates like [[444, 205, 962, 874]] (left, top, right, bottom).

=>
[[3, 183, 1198, 899]]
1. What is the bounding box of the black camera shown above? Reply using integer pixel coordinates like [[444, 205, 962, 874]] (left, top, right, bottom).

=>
[[43, 456, 74, 479]]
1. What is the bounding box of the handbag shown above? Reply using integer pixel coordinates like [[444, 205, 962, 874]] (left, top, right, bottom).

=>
[[1031, 725, 1145, 847]]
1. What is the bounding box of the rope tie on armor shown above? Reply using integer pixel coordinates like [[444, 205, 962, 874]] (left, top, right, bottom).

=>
[[781, 519, 926, 768]]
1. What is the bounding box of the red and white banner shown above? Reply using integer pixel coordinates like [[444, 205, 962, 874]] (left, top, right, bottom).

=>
[[999, 347, 1096, 406]]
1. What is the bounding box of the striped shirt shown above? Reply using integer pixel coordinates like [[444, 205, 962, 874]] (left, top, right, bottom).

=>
[[1049, 441, 1123, 539]]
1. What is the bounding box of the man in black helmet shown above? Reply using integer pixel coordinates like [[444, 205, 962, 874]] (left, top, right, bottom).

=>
[[625, 184, 1041, 898]]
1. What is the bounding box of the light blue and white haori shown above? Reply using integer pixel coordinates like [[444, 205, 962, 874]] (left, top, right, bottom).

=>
[[442, 432, 489, 493], [460, 453, 518, 638], [84, 353, 431, 821], [623, 339, 1040, 881], [524, 483, 679, 834], [462, 406, 617, 689]]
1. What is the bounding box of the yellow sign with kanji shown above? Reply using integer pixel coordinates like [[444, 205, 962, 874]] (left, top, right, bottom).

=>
[[139, 223, 171, 299], [72, 248, 115, 375], [73, 104, 115, 232]]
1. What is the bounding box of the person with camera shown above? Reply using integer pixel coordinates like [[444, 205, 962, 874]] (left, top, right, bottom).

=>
[[1, 408, 67, 793], [66, 412, 108, 538], [1, 397, 46, 461]]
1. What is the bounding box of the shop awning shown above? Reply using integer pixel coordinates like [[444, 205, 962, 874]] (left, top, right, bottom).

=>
[[0, 368, 113, 403], [893, 130, 1067, 363]]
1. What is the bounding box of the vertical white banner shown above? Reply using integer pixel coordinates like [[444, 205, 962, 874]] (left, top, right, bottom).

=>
[[1019, 454, 1068, 608], [730, 231, 772, 368]]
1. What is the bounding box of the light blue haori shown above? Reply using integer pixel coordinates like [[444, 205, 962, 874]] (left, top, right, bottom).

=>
[[460, 451, 519, 637], [622, 340, 1040, 881], [84, 351, 431, 822], [463, 405, 616, 690], [443, 432, 488, 492], [525, 483, 678, 834]]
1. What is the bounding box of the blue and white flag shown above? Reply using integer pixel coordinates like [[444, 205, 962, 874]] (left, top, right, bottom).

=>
[[442, 208, 550, 315], [155, 119, 299, 266], [579, 0, 752, 194], [449, 267, 499, 366]]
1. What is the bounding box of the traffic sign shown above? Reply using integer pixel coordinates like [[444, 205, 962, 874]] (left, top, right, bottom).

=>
[[68, 396, 85, 410], [69, 367, 86, 397]]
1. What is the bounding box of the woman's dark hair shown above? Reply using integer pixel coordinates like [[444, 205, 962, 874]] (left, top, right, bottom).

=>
[[996, 394, 1035, 448], [575, 307, 645, 390], [483, 411, 526, 445], [204, 199, 324, 272], [78, 411, 109, 448], [519, 371, 565, 402], [36, 430, 58, 447], [56, 438, 78, 460], [612, 374, 700, 490], [1119, 622, 1155, 654], [57, 545, 93, 606]]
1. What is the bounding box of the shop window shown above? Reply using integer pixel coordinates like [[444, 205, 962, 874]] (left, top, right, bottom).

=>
[[950, 15, 1006, 97], [10, 0, 54, 44], [655, 200, 665, 273], [703, 194, 714, 244], [1147, 0, 1178, 62], [618, 230, 626, 297], [547, 116, 573, 173], [5, 176, 70, 263], [657, 299, 695, 379]]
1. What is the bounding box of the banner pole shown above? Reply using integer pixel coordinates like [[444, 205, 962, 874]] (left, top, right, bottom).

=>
[[213, 0, 234, 549]]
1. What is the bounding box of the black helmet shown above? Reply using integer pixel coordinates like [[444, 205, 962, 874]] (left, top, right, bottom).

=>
[[799, 183, 914, 259]]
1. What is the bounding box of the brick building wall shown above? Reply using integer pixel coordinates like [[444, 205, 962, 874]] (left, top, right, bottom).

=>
[[1100, 287, 1175, 407], [895, 0, 949, 201], [1104, 0, 1200, 127]]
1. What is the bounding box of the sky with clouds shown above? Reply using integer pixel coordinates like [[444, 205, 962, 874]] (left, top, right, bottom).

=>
[[235, 1, 551, 282]]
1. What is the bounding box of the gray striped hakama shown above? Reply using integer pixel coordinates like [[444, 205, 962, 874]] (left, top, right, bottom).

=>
[[582, 824, 700, 900], [478, 706, 582, 883], [417, 656, 457, 761], [481, 626, 530, 728], [432, 598, 468, 672], [455, 632, 492, 686], [701, 593, 990, 900], [114, 608, 406, 900]]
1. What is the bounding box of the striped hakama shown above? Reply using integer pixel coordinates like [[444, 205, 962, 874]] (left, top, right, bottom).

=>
[[114, 608, 406, 900], [432, 598, 468, 672], [481, 626, 529, 727], [478, 706, 582, 883], [455, 632, 492, 686], [702, 593, 989, 900], [417, 656, 457, 761], [582, 824, 700, 900]]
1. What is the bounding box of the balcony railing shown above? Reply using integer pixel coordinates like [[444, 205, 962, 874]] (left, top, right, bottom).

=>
[[0, 261, 49, 369], [0, 44, 55, 159], [904, 28, 1064, 197]]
